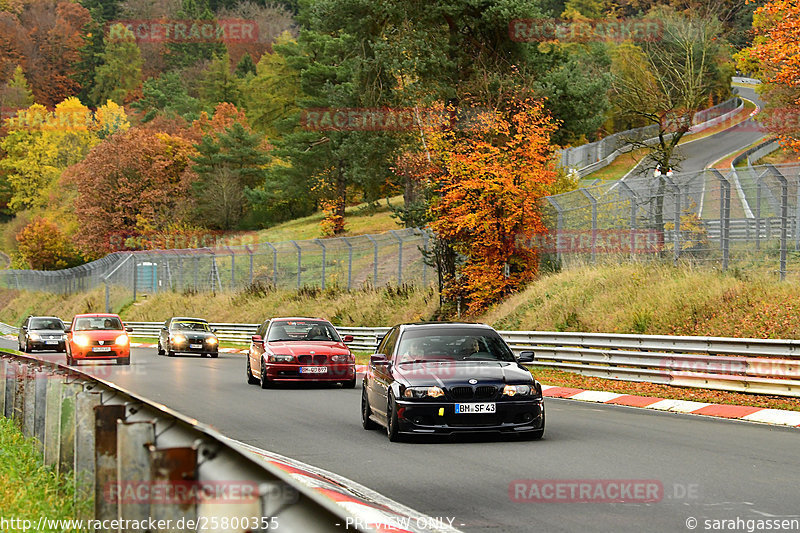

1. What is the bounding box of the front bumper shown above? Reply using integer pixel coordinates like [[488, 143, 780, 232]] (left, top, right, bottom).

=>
[[26, 340, 66, 351], [394, 398, 544, 435], [170, 341, 219, 354], [71, 346, 130, 360], [265, 363, 355, 382]]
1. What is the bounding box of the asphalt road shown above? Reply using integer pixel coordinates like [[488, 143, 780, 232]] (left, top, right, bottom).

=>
[[7, 340, 798, 533]]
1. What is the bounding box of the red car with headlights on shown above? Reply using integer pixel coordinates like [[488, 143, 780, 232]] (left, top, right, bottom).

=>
[[66, 313, 132, 366], [246, 317, 356, 388]]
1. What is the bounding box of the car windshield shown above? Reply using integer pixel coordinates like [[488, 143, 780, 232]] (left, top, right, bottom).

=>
[[395, 327, 516, 363], [74, 317, 123, 331], [267, 321, 341, 342], [172, 321, 210, 331], [30, 318, 63, 330]]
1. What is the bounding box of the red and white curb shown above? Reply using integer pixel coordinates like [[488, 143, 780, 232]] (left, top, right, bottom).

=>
[[227, 438, 463, 533], [542, 385, 800, 428]]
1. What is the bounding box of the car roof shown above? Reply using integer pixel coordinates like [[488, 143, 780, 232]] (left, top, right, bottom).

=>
[[170, 317, 208, 322], [73, 313, 120, 318], [270, 317, 328, 323], [398, 322, 494, 329], [28, 316, 63, 320]]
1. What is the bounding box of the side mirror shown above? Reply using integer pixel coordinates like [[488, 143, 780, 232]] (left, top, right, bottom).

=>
[[342, 335, 354, 343], [64, 325, 71, 333], [518, 351, 535, 363], [212, 328, 218, 333], [252, 335, 264, 344], [370, 354, 389, 366], [125, 326, 133, 333]]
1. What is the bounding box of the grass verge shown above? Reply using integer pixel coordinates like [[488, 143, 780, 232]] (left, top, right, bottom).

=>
[[0, 417, 87, 530]]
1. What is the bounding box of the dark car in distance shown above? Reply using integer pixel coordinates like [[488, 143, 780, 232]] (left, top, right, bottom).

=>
[[18, 316, 67, 353], [361, 322, 544, 442], [158, 317, 219, 358]]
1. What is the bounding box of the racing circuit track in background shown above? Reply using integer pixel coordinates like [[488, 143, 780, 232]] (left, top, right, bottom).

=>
[[3, 338, 797, 533]]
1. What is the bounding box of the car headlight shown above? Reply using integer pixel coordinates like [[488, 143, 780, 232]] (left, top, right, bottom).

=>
[[206, 336, 218, 345], [268, 354, 293, 363], [29, 333, 41, 341], [503, 384, 532, 397], [170, 334, 187, 344], [74, 334, 91, 348], [403, 386, 444, 399], [115, 334, 129, 346], [331, 354, 354, 363]]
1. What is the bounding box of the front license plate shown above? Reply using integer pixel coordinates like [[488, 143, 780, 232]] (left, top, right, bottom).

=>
[[300, 366, 327, 374], [189, 344, 203, 349], [45, 340, 59, 345], [92, 346, 111, 352], [455, 403, 496, 414]]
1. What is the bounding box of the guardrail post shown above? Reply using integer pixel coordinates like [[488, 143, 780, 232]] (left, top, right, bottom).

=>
[[33, 370, 47, 451], [95, 404, 127, 522], [75, 389, 102, 516], [579, 188, 598, 263], [390, 230, 403, 284], [291, 241, 301, 289], [4, 361, 17, 419], [44, 377, 64, 467], [767, 165, 789, 281], [366, 235, 379, 285], [59, 380, 84, 476], [315, 239, 327, 290], [13, 363, 26, 426], [0, 359, 5, 417], [23, 365, 36, 438], [118, 419, 156, 528], [148, 446, 198, 531]]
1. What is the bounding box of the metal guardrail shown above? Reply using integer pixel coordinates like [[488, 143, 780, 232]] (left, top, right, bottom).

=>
[[0, 350, 368, 532], [5, 321, 799, 396]]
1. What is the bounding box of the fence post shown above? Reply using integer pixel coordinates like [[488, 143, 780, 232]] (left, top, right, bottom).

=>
[[390, 230, 403, 284], [291, 241, 301, 289], [579, 188, 598, 263], [344, 237, 353, 290], [618, 182, 639, 261], [315, 239, 327, 290], [665, 177, 681, 264], [421, 231, 429, 287], [545, 197, 564, 266], [710, 169, 731, 271], [132, 258, 138, 301], [229, 247, 236, 289], [768, 165, 789, 281], [265, 242, 278, 287], [246, 245, 254, 285], [366, 235, 379, 285], [756, 175, 763, 251]]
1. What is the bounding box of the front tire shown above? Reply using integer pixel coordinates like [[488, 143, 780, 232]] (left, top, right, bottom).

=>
[[260, 359, 272, 389], [167, 349, 175, 357], [342, 377, 356, 389], [246, 356, 258, 385], [157, 341, 165, 355], [386, 391, 402, 442], [117, 357, 130, 365], [361, 386, 378, 430], [210, 352, 218, 359]]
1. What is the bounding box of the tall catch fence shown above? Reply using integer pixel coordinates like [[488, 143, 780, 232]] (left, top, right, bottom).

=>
[[538, 163, 800, 280], [0, 228, 433, 301]]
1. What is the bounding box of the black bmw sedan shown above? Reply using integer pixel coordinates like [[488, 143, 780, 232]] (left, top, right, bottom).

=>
[[158, 317, 219, 358], [361, 322, 544, 441]]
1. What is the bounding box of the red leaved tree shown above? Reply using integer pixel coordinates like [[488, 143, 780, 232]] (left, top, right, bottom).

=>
[[62, 128, 198, 258], [421, 99, 558, 313], [15, 217, 81, 270]]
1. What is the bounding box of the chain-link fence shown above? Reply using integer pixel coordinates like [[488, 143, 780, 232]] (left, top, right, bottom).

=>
[[0, 228, 434, 301], [538, 163, 800, 280]]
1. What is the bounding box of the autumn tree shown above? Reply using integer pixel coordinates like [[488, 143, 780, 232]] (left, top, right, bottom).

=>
[[90, 24, 143, 105], [130, 72, 202, 123], [63, 127, 198, 258], [198, 51, 240, 107], [14, 217, 81, 270], [0, 65, 33, 110], [421, 99, 558, 313], [737, 0, 800, 153]]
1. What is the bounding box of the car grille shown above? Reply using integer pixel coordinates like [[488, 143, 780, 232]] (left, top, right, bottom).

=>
[[297, 354, 329, 365], [447, 385, 498, 400], [447, 414, 501, 427], [90, 339, 114, 346]]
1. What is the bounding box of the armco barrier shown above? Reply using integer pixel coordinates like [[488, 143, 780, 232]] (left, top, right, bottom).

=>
[[0, 350, 369, 532], [5, 322, 799, 396]]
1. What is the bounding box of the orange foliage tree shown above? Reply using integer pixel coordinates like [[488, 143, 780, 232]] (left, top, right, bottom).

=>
[[15, 217, 81, 270], [420, 99, 558, 313], [737, 0, 800, 152], [62, 128, 198, 258]]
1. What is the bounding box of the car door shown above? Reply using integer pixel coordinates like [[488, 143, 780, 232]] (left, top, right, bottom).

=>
[[251, 320, 269, 377], [369, 327, 399, 418]]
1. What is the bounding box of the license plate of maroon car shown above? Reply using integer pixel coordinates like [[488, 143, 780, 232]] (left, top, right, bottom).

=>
[[299, 366, 327, 374], [455, 403, 496, 414]]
